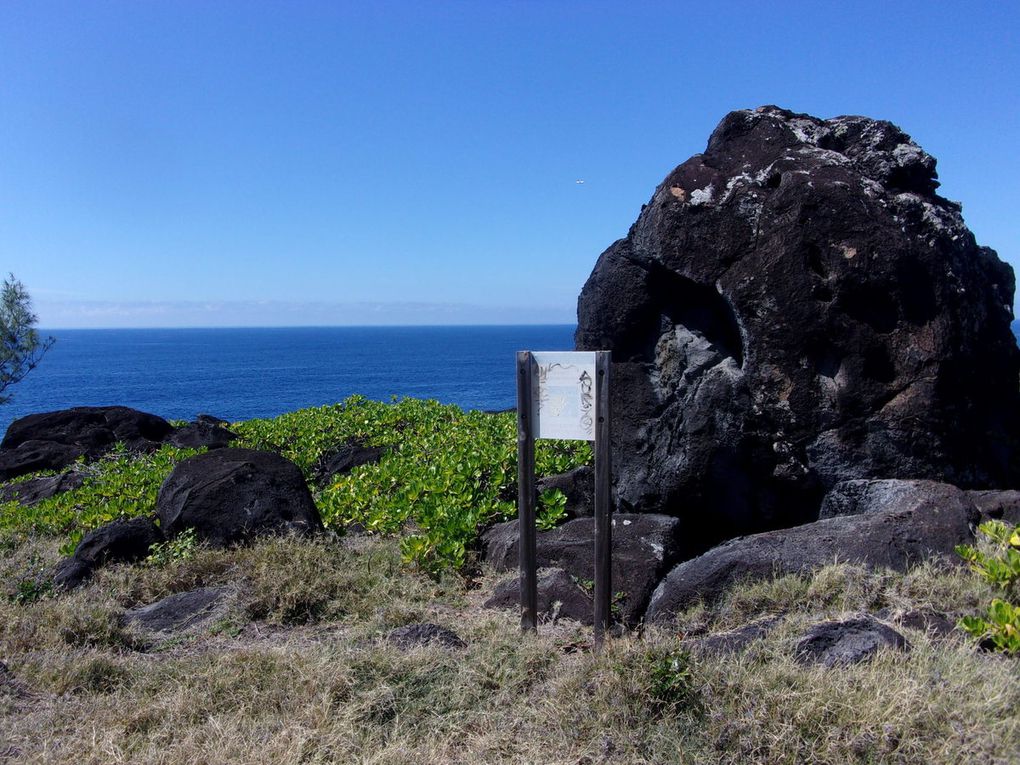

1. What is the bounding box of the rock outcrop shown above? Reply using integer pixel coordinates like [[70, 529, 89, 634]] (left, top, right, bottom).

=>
[[52, 516, 163, 590], [156, 448, 323, 547], [575, 105, 1020, 555], [482, 513, 682, 624], [644, 483, 979, 620], [0, 406, 174, 480], [0, 472, 84, 506], [795, 617, 909, 667], [483, 567, 595, 624]]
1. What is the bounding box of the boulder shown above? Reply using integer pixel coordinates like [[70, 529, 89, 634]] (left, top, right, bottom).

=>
[[575, 105, 1020, 557], [967, 489, 1020, 526], [687, 616, 780, 656], [536, 466, 595, 519], [167, 420, 237, 450], [156, 448, 323, 547], [893, 609, 957, 638], [386, 623, 466, 650], [482, 513, 682, 624], [818, 479, 975, 519], [0, 441, 86, 482], [52, 516, 163, 590], [483, 567, 595, 624], [795, 617, 908, 667], [314, 442, 386, 483], [122, 587, 234, 636], [0, 471, 84, 506], [0, 406, 174, 480], [645, 497, 978, 621]]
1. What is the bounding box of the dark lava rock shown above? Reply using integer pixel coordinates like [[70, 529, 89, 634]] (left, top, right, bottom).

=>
[[156, 448, 323, 547], [537, 466, 595, 519], [795, 617, 908, 667], [575, 105, 1020, 557], [894, 609, 957, 638], [645, 497, 978, 621], [386, 623, 466, 650], [52, 516, 163, 590], [0, 441, 86, 482], [687, 616, 780, 656], [819, 479, 975, 520], [482, 513, 682, 624], [0, 471, 84, 506], [967, 489, 1020, 525], [0, 406, 174, 480], [314, 442, 386, 483], [167, 420, 237, 450], [484, 567, 595, 624], [122, 587, 233, 635], [196, 414, 229, 426]]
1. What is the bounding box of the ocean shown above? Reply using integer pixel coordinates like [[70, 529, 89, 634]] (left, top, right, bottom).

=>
[[0, 325, 577, 434]]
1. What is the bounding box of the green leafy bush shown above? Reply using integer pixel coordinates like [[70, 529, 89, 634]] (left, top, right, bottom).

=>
[[146, 527, 198, 566], [956, 520, 1020, 654], [0, 444, 200, 554], [1, 396, 591, 576], [238, 396, 590, 574], [537, 488, 568, 531]]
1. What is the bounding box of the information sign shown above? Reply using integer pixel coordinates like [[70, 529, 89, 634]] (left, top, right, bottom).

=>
[[516, 349, 612, 648], [531, 351, 596, 441]]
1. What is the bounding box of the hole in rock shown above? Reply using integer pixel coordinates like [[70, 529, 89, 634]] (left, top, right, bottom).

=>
[[862, 347, 896, 384], [805, 243, 827, 278], [838, 282, 899, 334], [646, 265, 744, 367], [765, 172, 782, 189]]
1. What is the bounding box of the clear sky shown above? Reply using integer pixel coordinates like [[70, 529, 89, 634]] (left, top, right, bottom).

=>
[[2, 1, 1017, 328]]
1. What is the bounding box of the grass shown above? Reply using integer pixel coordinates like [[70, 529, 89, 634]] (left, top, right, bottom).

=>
[[1, 532, 1017, 764]]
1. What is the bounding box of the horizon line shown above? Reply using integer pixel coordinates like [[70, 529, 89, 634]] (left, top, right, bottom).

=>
[[36, 321, 579, 332]]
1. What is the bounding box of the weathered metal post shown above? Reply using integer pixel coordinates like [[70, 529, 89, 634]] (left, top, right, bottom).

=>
[[516, 351, 538, 632], [593, 351, 612, 649]]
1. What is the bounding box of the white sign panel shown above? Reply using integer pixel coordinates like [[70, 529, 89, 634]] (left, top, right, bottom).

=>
[[531, 351, 596, 441]]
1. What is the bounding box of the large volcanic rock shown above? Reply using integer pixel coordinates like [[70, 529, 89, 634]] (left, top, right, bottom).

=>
[[0, 406, 174, 480], [575, 106, 1019, 553], [156, 448, 323, 547]]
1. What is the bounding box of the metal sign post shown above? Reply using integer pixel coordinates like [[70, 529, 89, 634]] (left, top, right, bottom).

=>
[[516, 350, 612, 647]]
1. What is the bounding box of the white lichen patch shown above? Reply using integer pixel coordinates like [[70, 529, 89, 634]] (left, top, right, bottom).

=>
[[689, 184, 715, 206], [840, 244, 857, 259], [720, 173, 753, 203], [787, 117, 827, 145]]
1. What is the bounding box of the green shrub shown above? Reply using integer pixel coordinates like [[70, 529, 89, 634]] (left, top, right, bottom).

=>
[[0, 396, 591, 576], [0, 444, 200, 555], [235, 396, 590, 574], [956, 520, 1020, 654], [146, 527, 198, 567]]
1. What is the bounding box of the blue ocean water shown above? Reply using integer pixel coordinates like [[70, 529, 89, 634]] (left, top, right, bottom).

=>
[[0, 326, 577, 434]]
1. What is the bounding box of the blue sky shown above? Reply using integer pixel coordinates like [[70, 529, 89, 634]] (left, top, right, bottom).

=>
[[2, 1, 1017, 328]]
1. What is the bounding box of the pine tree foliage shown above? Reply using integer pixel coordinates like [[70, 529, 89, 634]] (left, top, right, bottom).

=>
[[0, 273, 54, 404]]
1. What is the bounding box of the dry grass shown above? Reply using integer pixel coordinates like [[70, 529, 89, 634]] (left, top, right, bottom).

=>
[[1, 532, 1017, 764]]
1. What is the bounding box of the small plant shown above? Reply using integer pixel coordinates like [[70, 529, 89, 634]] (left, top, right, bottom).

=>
[[146, 527, 198, 566], [956, 520, 1020, 654], [12, 575, 52, 604], [537, 488, 568, 530], [646, 647, 701, 716]]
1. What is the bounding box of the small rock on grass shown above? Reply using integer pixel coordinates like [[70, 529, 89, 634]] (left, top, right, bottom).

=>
[[52, 516, 163, 590], [795, 616, 908, 667], [483, 567, 594, 625], [122, 587, 234, 637], [386, 623, 466, 650]]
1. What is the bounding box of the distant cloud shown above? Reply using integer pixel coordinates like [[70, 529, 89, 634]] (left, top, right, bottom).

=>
[[36, 298, 575, 329]]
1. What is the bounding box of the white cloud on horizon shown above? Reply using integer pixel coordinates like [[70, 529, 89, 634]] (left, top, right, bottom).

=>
[[36, 298, 576, 329]]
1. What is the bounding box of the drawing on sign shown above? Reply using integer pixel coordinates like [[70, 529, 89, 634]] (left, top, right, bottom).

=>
[[531, 352, 596, 441]]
